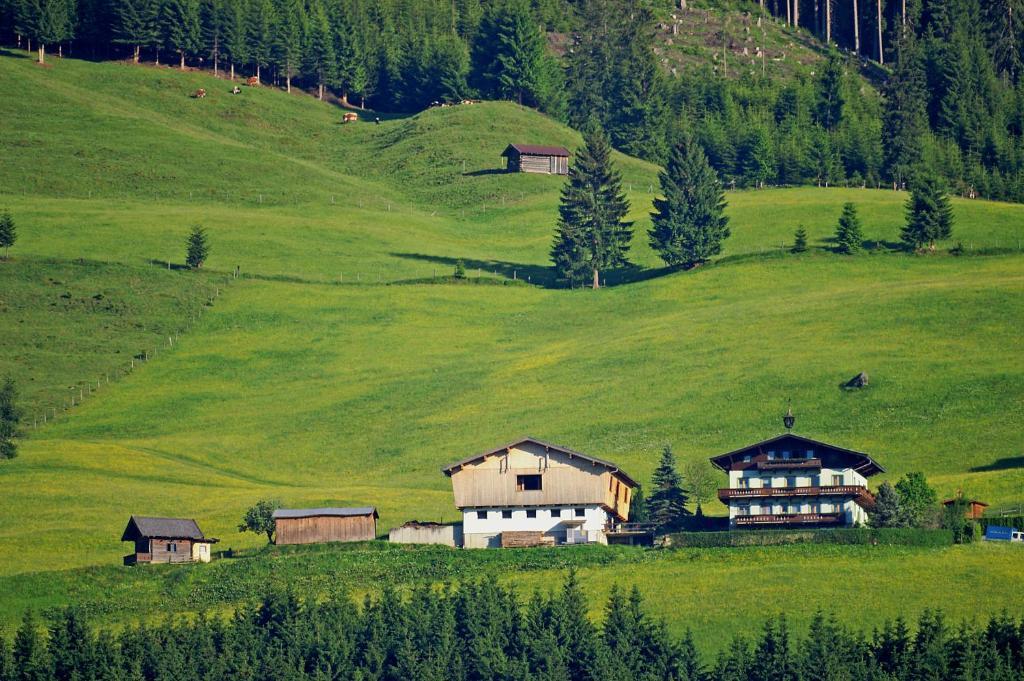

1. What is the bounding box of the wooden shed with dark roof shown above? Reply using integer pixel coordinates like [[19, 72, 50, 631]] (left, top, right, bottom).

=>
[[501, 144, 570, 175], [273, 507, 378, 545], [121, 515, 218, 565]]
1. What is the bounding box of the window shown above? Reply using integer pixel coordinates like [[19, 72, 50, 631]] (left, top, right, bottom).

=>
[[831, 474, 843, 486], [552, 509, 562, 517], [743, 455, 752, 462], [762, 478, 772, 489], [787, 477, 797, 488], [767, 451, 775, 460], [476, 510, 488, 520], [168, 543, 177, 552], [806, 449, 814, 458], [526, 509, 537, 519], [502, 510, 512, 519], [782, 450, 791, 459], [737, 477, 749, 489], [517, 474, 542, 491], [574, 508, 585, 517]]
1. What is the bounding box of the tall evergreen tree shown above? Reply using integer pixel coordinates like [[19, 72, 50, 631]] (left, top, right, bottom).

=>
[[245, 0, 274, 80], [200, 0, 225, 76], [902, 170, 954, 250], [986, 0, 1024, 82], [647, 445, 690, 532], [550, 127, 633, 289], [0, 377, 21, 460], [883, 9, 928, 189], [222, 0, 247, 79], [185, 224, 209, 268], [0, 210, 15, 259], [834, 201, 864, 253], [271, 0, 303, 92], [161, 0, 200, 69], [869, 481, 906, 527], [649, 134, 730, 269], [815, 50, 847, 130], [302, 0, 333, 100]]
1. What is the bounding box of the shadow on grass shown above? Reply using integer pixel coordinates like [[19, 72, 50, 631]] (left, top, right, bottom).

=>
[[462, 168, 508, 177], [969, 456, 1024, 473], [0, 48, 30, 59], [146, 258, 191, 271]]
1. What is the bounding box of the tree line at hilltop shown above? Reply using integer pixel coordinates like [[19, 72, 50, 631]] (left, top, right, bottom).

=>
[[3, 1, 1024, 201], [4, 573, 1024, 680]]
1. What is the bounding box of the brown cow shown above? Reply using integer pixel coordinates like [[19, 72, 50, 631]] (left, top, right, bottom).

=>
[[246, 76, 260, 87]]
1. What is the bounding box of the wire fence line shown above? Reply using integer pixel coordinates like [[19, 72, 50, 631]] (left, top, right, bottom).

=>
[[24, 272, 237, 433]]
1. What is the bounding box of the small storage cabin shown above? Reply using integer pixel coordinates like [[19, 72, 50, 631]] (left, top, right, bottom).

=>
[[942, 497, 989, 520], [273, 507, 378, 545], [501, 144, 570, 175], [121, 516, 218, 565]]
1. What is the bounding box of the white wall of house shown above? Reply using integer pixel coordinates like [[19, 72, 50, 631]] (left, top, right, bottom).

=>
[[462, 505, 609, 548]]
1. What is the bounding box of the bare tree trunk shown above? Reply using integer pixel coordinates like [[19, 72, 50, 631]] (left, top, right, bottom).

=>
[[133, 44, 140, 63], [318, 82, 324, 100], [826, 0, 831, 43], [286, 71, 291, 93], [852, 0, 860, 54], [592, 268, 600, 290], [230, 62, 235, 80], [37, 44, 45, 64], [786, 0, 791, 25], [180, 52, 185, 70], [877, 0, 884, 63], [255, 64, 260, 81], [213, 52, 219, 77], [794, 0, 799, 28]]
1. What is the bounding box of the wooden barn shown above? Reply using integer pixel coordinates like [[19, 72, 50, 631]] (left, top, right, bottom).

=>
[[501, 144, 570, 175], [273, 507, 378, 545], [121, 516, 218, 566]]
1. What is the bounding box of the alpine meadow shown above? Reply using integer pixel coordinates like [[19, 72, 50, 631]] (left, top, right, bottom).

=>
[[1, 0, 1023, 679]]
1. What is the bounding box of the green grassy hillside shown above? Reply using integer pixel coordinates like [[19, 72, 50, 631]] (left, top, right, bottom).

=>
[[0, 53, 1022, 637]]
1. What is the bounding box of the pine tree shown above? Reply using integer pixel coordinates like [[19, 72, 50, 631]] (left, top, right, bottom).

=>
[[628, 486, 648, 523], [328, 1, 366, 105], [272, 0, 303, 92], [161, 0, 201, 69], [834, 202, 864, 254], [869, 481, 905, 527], [743, 125, 776, 188], [0, 377, 21, 460], [493, 0, 545, 106], [302, 1, 334, 100], [550, 127, 633, 289], [223, 0, 247, 80], [986, 0, 1024, 82], [0, 211, 15, 259], [883, 10, 928, 189], [200, 0, 225, 76], [647, 445, 690, 532], [12, 611, 48, 680], [792, 225, 808, 253], [902, 170, 954, 250], [431, 34, 469, 103], [246, 0, 274, 81], [20, 0, 72, 63], [649, 134, 730, 269], [815, 50, 846, 130], [185, 224, 209, 268]]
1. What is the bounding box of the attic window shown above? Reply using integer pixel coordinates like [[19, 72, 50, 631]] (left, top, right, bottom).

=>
[[517, 474, 542, 491], [767, 451, 776, 460], [806, 450, 814, 458]]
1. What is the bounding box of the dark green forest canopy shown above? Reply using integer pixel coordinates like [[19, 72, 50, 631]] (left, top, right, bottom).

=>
[[5, 577, 1024, 681], [3, 0, 1024, 201]]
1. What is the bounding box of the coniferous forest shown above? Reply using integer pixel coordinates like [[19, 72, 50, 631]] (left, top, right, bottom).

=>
[[2, 574, 1024, 681], [4, 0, 1024, 201]]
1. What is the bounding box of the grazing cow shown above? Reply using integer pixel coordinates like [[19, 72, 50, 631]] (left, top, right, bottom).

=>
[[246, 76, 259, 87], [191, 88, 206, 99]]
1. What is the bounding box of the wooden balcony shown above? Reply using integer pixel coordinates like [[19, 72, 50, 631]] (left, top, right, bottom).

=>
[[719, 485, 876, 509], [734, 513, 844, 527], [605, 522, 657, 536], [123, 552, 193, 565]]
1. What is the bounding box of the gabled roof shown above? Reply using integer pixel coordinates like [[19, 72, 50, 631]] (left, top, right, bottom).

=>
[[122, 515, 207, 541], [708, 433, 885, 476], [442, 436, 638, 487], [942, 498, 988, 507], [273, 507, 378, 520], [501, 143, 570, 157]]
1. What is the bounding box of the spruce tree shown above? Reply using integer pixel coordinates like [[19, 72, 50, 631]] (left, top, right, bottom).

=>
[[223, 0, 247, 80], [493, 0, 545, 106], [185, 224, 209, 269], [0, 377, 21, 460], [834, 202, 864, 254], [246, 0, 275, 81], [607, 8, 669, 163], [200, 0, 225, 76], [882, 11, 928, 189], [869, 481, 905, 528], [550, 127, 632, 289], [303, 0, 335, 100], [271, 0, 303, 93], [329, 2, 366, 105], [902, 171, 954, 251], [815, 50, 846, 130], [647, 445, 690, 532], [161, 0, 200, 69], [0, 210, 15, 259], [792, 225, 808, 253], [649, 134, 730, 269]]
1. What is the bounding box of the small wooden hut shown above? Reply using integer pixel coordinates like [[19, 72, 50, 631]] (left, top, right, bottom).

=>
[[943, 497, 989, 520], [121, 516, 218, 565], [273, 507, 378, 545], [501, 144, 570, 175]]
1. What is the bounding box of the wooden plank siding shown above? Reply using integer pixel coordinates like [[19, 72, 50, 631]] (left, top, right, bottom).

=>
[[275, 514, 376, 545]]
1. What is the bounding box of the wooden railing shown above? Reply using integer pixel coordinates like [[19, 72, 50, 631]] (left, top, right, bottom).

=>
[[734, 513, 844, 526], [605, 522, 657, 535], [757, 458, 822, 471], [718, 485, 875, 508]]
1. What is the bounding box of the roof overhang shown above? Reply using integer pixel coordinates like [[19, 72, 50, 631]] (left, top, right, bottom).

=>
[[442, 436, 638, 487], [708, 433, 885, 476]]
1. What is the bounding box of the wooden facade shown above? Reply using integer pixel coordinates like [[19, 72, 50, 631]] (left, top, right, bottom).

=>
[[121, 516, 217, 566], [501, 144, 570, 175], [943, 498, 988, 520], [273, 507, 378, 545]]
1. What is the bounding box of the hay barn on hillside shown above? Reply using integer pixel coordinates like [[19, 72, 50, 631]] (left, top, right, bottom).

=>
[[121, 516, 218, 565], [273, 507, 378, 545], [501, 144, 570, 175]]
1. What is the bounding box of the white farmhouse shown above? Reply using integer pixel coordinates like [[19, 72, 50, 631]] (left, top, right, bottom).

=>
[[442, 437, 637, 548], [710, 432, 884, 529]]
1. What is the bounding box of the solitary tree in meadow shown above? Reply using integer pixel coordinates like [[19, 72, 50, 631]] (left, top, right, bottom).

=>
[[0, 377, 22, 460], [185, 225, 209, 269], [647, 445, 690, 531], [791, 226, 808, 253], [238, 499, 281, 543], [902, 172, 954, 251], [834, 202, 864, 254], [649, 134, 730, 269], [0, 211, 16, 259], [551, 127, 633, 289]]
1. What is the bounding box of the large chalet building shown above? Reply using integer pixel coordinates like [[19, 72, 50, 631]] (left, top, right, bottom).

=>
[[443, 437, 637, 548], [710, 428, 884, 529]]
